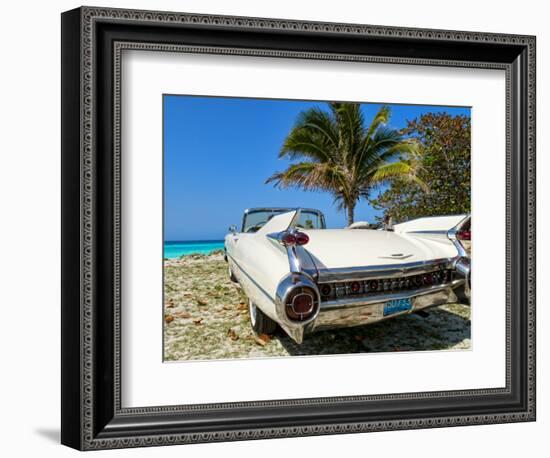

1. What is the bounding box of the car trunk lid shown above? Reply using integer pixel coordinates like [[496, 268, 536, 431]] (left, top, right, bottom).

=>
[[302, 229, 458, 270]]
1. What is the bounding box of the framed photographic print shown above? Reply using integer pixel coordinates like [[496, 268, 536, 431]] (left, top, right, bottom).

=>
[[61, 6, 536, 450]]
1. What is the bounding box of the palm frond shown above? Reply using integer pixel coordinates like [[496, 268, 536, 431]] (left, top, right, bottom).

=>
[[279, 108, 339, 162], [361, 139, 419, 174], [265, 161, 346, 192], [332, 103, 365, 159], [370, 161, 429, 191], [365, 105, 390, 140], [280, 132, 335, 163], [266, 102, 428, 225], [356, 119, 401, 170]]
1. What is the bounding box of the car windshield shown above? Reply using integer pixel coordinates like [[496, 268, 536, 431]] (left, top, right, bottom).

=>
[[294, 211, 324, 229], [242, 209, 325, 233]]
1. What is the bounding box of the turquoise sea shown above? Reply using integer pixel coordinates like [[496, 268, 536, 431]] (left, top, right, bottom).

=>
[[164, 240, 225, 259]]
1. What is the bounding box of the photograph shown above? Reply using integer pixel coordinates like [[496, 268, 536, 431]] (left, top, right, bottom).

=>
[[163, 95, 472, 361]]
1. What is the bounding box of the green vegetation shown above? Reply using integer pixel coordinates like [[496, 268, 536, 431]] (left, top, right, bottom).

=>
[[266, 103, 424, 225], [371, 113, 471, 222]]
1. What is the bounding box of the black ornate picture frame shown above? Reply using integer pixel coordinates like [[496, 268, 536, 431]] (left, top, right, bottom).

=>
[[61, 6, 536, 450]]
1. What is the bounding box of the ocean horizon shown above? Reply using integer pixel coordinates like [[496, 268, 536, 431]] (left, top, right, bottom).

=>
[[164, 240, 225, 259]]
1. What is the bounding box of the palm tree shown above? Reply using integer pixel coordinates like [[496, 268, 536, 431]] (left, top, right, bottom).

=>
[[266, 103, 425, 226]]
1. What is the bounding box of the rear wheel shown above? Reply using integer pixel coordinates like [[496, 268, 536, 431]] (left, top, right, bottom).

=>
[[248, 300, 277, 334], [228, 264, 238, 283]]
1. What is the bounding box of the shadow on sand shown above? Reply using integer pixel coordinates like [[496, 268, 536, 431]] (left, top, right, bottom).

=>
[[276, 305, 471, 357]]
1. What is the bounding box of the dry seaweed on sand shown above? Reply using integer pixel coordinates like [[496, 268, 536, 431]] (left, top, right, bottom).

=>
[[164, 253, 471, 361]]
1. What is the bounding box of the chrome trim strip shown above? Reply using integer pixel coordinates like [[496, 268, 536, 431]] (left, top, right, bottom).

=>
[[275, 273, 321, 343], [447, 215, 471, 259], [319, 279, 464, 310], [244, 206, 322, 214], [312, 288, 458, 331], [275, 274, 321, 324], [405, 230, 448, 235], [302, 251, 319, 282], [316, 257, 457, 283], [455, 257, 471, 298], [286, 245, 301, 274], [267, 228, 306, 274]]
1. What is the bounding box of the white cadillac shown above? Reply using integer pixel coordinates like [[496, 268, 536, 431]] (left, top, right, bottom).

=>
[[224, 208, 471, 344]]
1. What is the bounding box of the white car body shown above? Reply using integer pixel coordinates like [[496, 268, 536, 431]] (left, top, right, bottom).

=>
[[225, 208, 470, 343]]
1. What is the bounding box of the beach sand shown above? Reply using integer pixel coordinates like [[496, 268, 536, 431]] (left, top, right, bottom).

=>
[[164, 252, 471, 361]]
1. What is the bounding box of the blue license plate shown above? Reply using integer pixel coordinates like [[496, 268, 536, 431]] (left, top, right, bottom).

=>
[[383, 298, 412, 316]]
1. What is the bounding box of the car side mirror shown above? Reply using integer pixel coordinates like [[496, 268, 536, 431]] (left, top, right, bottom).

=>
[[228, 224, 237, 234]]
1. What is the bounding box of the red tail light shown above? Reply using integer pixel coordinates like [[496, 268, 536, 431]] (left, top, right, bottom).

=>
[[350, 281, 361, 293], [456, 219, 471, 242], [457, 230, 471, 241], [295, 232, 309, 245], [320, 284, 332, 296], [281, 233, 297, 246], [281, 231, 309, 246], [285, 287, 318, 321]]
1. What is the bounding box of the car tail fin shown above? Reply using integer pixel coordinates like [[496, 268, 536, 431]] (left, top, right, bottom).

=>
[[449, 216, 471, 257], [393, 214, 469, 234], [256, 210, 297, 235]]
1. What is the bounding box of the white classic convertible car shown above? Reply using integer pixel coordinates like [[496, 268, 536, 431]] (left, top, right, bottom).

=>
[[224, 207, 471, 344]]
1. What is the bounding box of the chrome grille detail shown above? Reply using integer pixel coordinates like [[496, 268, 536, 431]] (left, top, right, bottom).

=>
[[318, 269, 454, 301]]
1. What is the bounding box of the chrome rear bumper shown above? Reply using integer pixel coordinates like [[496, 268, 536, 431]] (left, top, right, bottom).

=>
[[310, 280, 463, 331]]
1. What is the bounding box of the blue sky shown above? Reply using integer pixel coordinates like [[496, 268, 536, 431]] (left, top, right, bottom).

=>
[[164, 95, 470, 241]]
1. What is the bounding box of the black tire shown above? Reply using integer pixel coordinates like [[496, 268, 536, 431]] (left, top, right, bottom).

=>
[[454, 284, 470, 305], [249, 300, 277, 334], [228, 264, 238, 283]]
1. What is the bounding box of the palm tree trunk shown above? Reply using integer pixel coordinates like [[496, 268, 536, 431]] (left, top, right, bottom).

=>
[[346, 204, 355, 226]]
